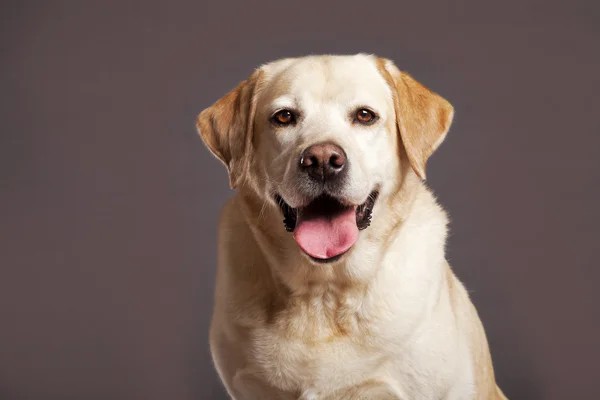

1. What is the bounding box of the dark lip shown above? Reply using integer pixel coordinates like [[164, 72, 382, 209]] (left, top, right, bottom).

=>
[[307, 249, 350, 264], [274, 189, 379, 234]]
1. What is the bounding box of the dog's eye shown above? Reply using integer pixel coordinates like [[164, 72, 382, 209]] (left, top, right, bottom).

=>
[[355, 108, 377, 124], [272, 109, 296, 126]]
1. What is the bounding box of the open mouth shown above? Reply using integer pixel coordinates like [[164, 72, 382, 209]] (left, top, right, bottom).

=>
[[275, 190, 379, 263]]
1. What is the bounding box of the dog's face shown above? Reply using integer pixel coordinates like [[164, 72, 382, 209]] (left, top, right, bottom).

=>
[[197, 54, 453, 263]]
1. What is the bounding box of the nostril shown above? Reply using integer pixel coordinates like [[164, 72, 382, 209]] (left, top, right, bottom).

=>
[[300, 155, 318, 168], [329, 153, 345, 169]]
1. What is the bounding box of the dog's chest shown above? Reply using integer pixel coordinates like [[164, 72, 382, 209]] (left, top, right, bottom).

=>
[[248, 292, 389, 392]]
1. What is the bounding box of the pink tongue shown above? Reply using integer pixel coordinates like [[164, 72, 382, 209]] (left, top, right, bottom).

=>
[[293, 207, 358, 260]]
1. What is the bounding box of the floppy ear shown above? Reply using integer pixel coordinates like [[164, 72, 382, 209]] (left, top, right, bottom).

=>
[[196, 70, 263, 189], [378, 59, 454, 180]]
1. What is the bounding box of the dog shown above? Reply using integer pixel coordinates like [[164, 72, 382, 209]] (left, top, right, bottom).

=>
[[196, 54, 507, 399]]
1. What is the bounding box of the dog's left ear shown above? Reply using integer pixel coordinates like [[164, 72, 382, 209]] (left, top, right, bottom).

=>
[[378, 58, 454, 180], [196, 69, 263, 189]]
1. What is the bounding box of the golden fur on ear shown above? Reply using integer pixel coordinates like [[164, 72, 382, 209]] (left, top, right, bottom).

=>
[[196, 70, 263, 189], [377, 58, 454, 180]]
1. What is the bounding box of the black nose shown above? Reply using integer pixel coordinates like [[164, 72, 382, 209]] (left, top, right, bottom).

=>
[[300, 142, 346, 182]]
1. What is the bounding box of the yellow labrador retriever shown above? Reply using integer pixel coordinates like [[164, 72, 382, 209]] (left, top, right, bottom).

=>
[[196, 54, 507, 400]]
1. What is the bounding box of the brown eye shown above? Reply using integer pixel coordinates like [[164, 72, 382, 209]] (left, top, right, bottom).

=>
[[272, 109, 296, 125], [355, 108, 377, 124]]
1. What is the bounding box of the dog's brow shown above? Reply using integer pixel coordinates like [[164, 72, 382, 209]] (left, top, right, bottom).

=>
[[270, 96, 297, 112], [348, 102, 379, 111]]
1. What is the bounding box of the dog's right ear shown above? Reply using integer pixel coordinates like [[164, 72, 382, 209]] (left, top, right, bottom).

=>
[[196, 70, 263, 189]]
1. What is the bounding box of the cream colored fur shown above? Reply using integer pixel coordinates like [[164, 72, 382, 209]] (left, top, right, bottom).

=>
[[196, 54, 507, 400]]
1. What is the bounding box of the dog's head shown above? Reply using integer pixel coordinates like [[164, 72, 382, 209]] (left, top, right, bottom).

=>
[[197, 54, 453, 264]]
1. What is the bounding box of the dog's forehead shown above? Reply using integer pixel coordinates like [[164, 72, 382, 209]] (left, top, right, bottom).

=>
[[260, 55, 392, 109]]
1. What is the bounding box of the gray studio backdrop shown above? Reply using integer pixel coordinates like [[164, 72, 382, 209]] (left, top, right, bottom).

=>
[[1, 1, 599, 399]]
